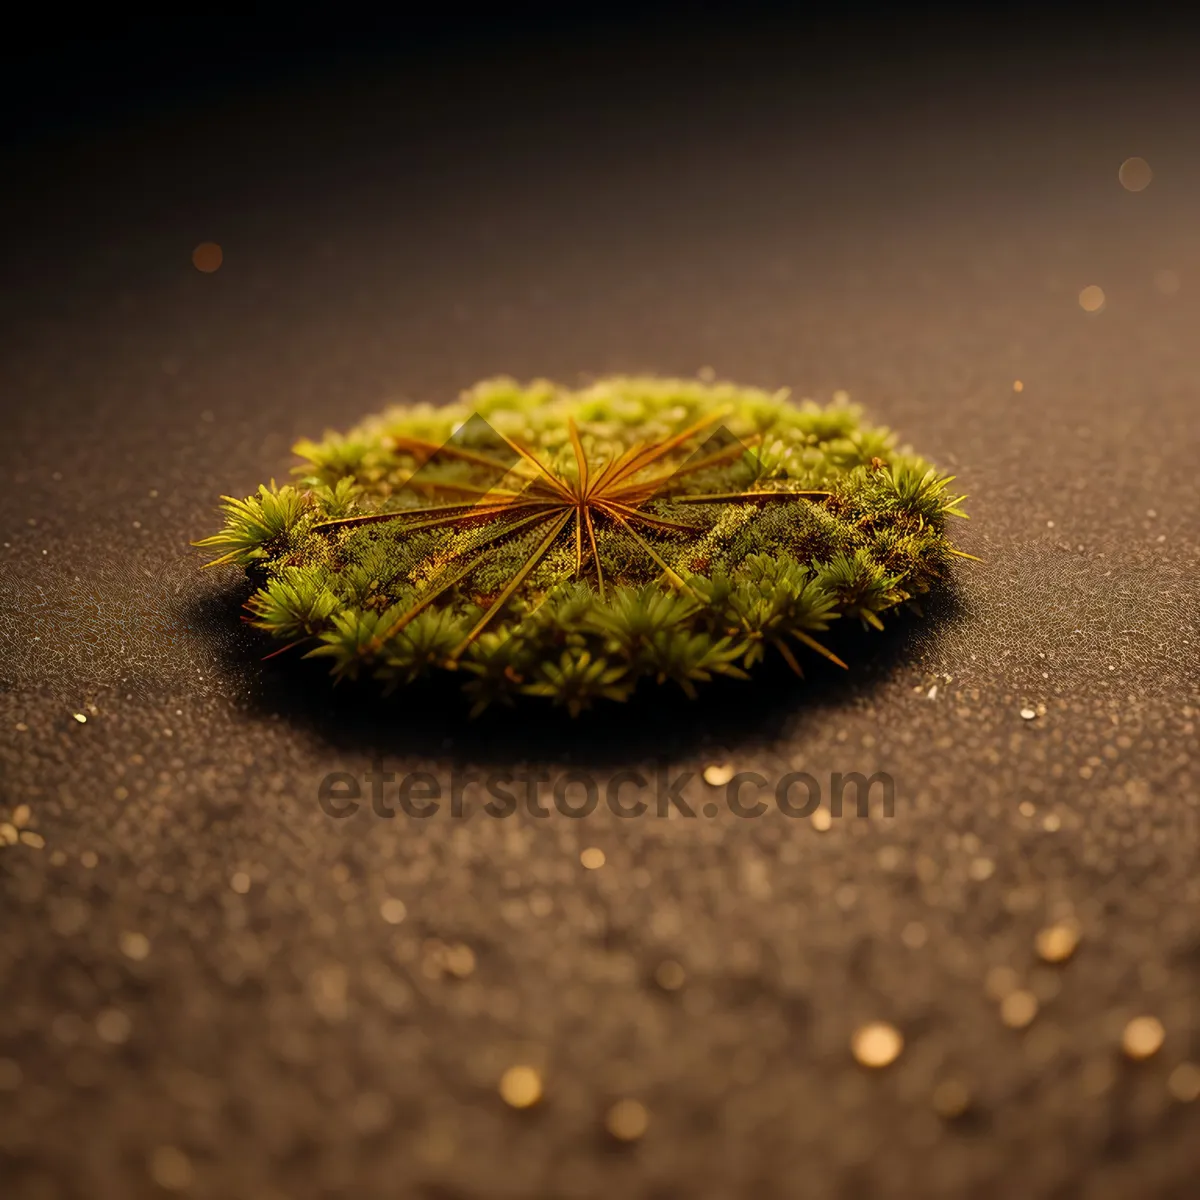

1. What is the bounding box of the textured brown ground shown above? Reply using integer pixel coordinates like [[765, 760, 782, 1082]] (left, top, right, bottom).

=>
[[2, 21, 1199, 1199]]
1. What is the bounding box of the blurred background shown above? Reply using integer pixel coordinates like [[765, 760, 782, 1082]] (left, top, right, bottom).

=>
[[2, 6, 1199, 1199]]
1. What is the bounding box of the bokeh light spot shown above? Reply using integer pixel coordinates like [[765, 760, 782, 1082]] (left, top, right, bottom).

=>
[[1078, 285, 1106, 313], [606, 1098, 650, 1140], [1122, 1015, 1165, 1060], [499, 1065, 543, 1108], [192, 242, 224, 273], [1118, 157, 1153, 192], [852, 1021, 903, 1067]]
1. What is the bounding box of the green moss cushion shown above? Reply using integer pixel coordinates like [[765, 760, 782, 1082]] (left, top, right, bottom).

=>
[[196, 376, 970, 715]]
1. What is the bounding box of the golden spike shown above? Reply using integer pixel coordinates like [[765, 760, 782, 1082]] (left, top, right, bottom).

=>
[[400, 478, 528, 500], [771, 636, 805, 678], [567, 417, 589, 498], [600, 500, 703, 535], [602, 408, 731, 489], [791, 630, 848, 670], [198, 549, 251, 569], [389, 434, 530, 478], [448, 510, 573, 660], [605, 433, 764, 501], [586, 440, 647, 496], [596, 503, 694, 593], [671, 490, 831, 505], [313, 497, 556, 534], [363, 552, 487, 655], [259, 638, 310, 661], [408, 505, 574, 577], [582, 505, 605, 600], [497, 434, 576, 502]]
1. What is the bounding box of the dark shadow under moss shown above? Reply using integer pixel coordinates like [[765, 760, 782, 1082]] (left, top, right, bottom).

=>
[[182, 576, 969, 767]]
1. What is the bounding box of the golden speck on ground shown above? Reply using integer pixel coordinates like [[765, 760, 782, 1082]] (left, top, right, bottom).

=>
[[230, 871, 251, 894], [606, 1098, 650, 1140], [1012, 379, 1024, 392], [1122, 1016, 1165, 1060], [148, 1145, 194, 1191], [499, 1065, 543, 1108], [580, 847, 606, 870], [441, 943, 476, 979], [80, 850, 99, 869], [811, 808, 832, 832], [1079, 285, 1106, 313], [969, 857, 995, 881], [1166, 1062, 1200, 1103], [1035, 923, 1080, 963], [1000, 990, 1039, 1029], [120, 931, 151, 961], [19, 831, 45, 849], [192, 242, 224, 272], [380, 898, 407, 925], [1118, 156, 1153, 192], [654, 959, 686, 990], [932, 1079, 971, 1119], [72, 713, 88, 723], [702, 763, 735, 787], [96, 1008, 132, 1045], [852, 1022, 904, 1067], [12, 804, 30, 827]]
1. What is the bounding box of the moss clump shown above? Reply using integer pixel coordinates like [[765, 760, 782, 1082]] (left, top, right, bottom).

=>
[[196, 376, 970, 715]]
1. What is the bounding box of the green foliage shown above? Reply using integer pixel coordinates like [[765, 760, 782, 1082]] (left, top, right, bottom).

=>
[[712, 554, 842, 667], [243, 567, 339, 640], [812, 549, 905, 631], [378, 609, 471, 688], [520, 649, 634, 716], [309, 476, 364, 519], [303, 607, 398, 681], [292, 433, 376, 486], [192, 483, 308, 568], [196, 375, 972, 714]]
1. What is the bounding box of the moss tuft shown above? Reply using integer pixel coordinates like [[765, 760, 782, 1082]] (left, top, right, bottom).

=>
[[196, 376, 972, 715]]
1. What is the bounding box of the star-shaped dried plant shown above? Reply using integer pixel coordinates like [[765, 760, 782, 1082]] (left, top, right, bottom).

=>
[[305, 407, 836, 668]]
